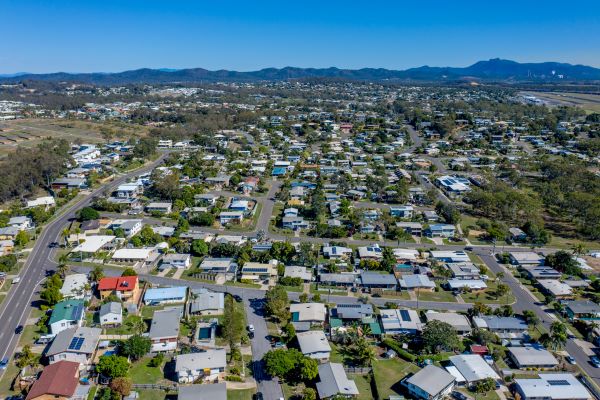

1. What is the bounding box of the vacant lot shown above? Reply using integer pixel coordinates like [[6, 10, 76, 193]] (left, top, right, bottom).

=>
[[0, 119, 148, 157]]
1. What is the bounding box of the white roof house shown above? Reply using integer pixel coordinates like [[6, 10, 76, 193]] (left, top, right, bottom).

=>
[[26, 196, 55, 209], [538, 280, 573, 297], [425, 311, 472, 334], [290, 303, 326, 323], [515, 373, 591, 400], [508, 345, 559, 368], [447, 279, 488, 291], [284, 266, 313, 281], [175, 349, 227, 383], [297, 330, 331, 360], [429, 251, 470, 263], [449, 355, 499, 384], [404, 365, 456, 400], [72, 235, 115, 254], [380, 309, 422, 334], [60, 274, 89, 300]]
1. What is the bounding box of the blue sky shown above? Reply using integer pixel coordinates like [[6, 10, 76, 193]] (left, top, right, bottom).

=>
[[2, 0, 600, 73]]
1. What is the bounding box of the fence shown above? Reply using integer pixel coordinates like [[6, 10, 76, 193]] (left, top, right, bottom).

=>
[[132, 383, 177, 391], [344, 366, 372, 374]]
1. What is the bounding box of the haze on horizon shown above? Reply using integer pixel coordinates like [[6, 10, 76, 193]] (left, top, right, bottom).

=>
[[2, 0, 600, 74]]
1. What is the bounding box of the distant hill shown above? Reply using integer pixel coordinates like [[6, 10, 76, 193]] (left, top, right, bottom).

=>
[[2, 59, 600, 84]]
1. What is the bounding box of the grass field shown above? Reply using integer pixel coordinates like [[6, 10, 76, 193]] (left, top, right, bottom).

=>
[[417, 286, 457, 303], [129, 356, 168, 384], [372, 358, 420, 399], [228, 389, 256, 400], [349, 373, 375, 400]]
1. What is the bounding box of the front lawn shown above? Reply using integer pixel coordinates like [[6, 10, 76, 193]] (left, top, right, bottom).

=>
[[128, 356, 168, 384], [349, 373, 375, 400], [227, 389, 256, 400], [417, 288, 457, 303], [372, 358, 420, 399], [136, 389, 167, 400]]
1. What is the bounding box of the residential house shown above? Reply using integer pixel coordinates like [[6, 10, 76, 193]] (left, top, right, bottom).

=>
[[49, 300, 85, 335], [564, 300, 600, 321], [425, 312, 472, 335], [448, 354, 499, 386], [175, 349, 227, 383], [160, 253, 192, 270], [145, 202, 172, 214], [71, 235, 116, 258], [319, 273, 357, 288], [514, 374, 591, 400], [537, 280, 574, 299], [144, 286, 187, 305], [508, 345, 559, 369], [426, 224, 456, 238], [509, 252, 545, 267], [46, 327, 101, 367], [25, 361, 83, 400], [429, 251, 470, 263], [198, 258, 238, 281], [380, 309, 422, 335], [59, 274, 89, 300], [399, 274, 435, 292], [330, 303, 373, 321], [357, 244, 383, 260], [219, 211, 244, 225], [109, 219, 143, 237], [360, 272, 398, 291], [403, 365, 456, 400], [97, 276, 140, 303], [290, 303, 327, 331], [448, 262, 480, 280], [473, 316, 528, 339], [111, 247, 159, 267], [99, 302, 122, 326], [297, 330, 331, 361], [316, 363, 359, 399], [148, 307, 182, 352], [509, 227, 527, 241], [189, 289, 225, 316], [284, 266, 313, 282], [240, 260, 278, 282], [447, 279, 487, 292], [322, 245, 353, 259], [390, 205, 414, 218], [9, 216, 33, 230], [25, 196, 55, 210], [396, 222, 423, 236]]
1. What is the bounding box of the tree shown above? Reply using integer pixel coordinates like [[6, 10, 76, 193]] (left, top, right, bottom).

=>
[[303, 387, 317, 400], [299, 357, 319, 380], [40, 285, 62, 306], [109, 377, 132, 397], [422, 320, 461, 352], [263, 349, 300, 381], [121, 268, 137, 277], [14, 230, 30, 247], [435, 201, 461, 224], [298, 242, 317, 266], [79, 206, 100, 221], [474, 377, 496, 394], [471, 328, 498, 345], [190, 211, 215, 226], [16, 345, 39, 368], [548, 321, 568, 351], [125, 316, 147, 335], [545, 251, 581, 276], [90, 265, 104, 282], [282, 323, 296, 343], [56, 263, 70, 279], [522, 310, 539, 328], [222, 295, 245, 353], [496, 283, 510, 302], [96, 355, 129, 379], [191, 239, 209, 257], [265, 286, 290, 323], [120, 335, 151, 361]]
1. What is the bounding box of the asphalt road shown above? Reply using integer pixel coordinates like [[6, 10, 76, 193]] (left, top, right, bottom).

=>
[[0, 155, 166, 372]]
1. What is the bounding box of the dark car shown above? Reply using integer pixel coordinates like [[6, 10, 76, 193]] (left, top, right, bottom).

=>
[[0, 358, 9, 370], [452, 391, 467, 400], [590, 356, 600, 368], [253, 393, 264, 400], [15, 325, 23, 335]]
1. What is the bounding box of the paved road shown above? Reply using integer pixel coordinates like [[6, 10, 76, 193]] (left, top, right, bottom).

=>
[[0, 155, 166, 372], [475, 248, 600, 388]]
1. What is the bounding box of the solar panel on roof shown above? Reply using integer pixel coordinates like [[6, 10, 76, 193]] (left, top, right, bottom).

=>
[[547, 380, 570, 386], [399, 309, 411, 321], [68, 337, 85, 350]]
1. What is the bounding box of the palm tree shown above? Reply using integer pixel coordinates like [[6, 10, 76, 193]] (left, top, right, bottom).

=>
[[61, 228, 70, 247], [56, 263, 70, 279], [549, 321, 568, 351], [572, 243, 587, 258], [126, 316, 147, 335]]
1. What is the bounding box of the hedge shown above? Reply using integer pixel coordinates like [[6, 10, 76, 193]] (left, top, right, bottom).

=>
[[382, 338, 417, 362]]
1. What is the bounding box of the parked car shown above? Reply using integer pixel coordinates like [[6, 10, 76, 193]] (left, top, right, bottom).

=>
[[14, 325, 23, 334], [0, 358, 9, 370], [12, 277, 20, 284], [253, 393, 263, 400], [566, 355, 576, 365], [247, 324, 255, 333], [452, 391, 467, 400], [590, 355, 600, 368]]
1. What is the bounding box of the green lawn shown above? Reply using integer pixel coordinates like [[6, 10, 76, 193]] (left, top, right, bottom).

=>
[[141, 305, 167, 319], [417, 288, 457, 303], [227, 389, 256, 400], [128, 357, 167, 384], [104, 314, 145, 335], [136, 389, 167, 400], [372, 358, 420, 399], [349, 373, 375, 400], [460, 281, 516, 305], [458, 388, 500, 400], [87, 386, 97, 400], [0, 361, 20, 398], [282, 382, 305, 400]]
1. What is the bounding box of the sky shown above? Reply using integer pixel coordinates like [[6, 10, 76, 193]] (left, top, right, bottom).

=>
[[2, 0, 600, 73]]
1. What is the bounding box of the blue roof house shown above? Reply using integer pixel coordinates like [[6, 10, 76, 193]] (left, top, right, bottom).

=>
[[144, 286, 188, 305]]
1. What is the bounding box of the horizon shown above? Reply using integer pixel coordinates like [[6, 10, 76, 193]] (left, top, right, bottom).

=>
[[2, 0, 600, 74]]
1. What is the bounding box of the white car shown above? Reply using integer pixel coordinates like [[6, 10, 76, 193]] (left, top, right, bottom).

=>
[[12, 277, 20, 284], [248, 324, 255, 333]]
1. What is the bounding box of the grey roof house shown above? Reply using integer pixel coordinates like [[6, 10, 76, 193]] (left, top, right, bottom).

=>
[[403, 365, 456, 400], [316, 363, 359, 399]]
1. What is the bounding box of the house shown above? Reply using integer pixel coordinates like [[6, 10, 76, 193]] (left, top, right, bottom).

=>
[[219, 211, 244, 225], [8, 216, 33, 230], [564, 300, 600, 321], [178, 383, 227, 400], [284, 266, 313, 282], [448, 262, 480, 280], [509, 251, 544, 266], [205, 175, 231, 188], [448, 354, 499, 386], [423, 210, 440, 222], [71, 235, 116, 258], [403, 365, 456, 400], [149, 307, 182, 352], [198, 258, 238, 281], [390, 205, 414, 218], [109, 219, 143, 237], [175, 349, 227, 383], [429, 251, 470, 263], [49, 300, 85, 335], [80, 220, 101, 234], [357, 244, 383, 260], [360, 272, 398, 291], [99, 302, 122, 326], [396, 222, 423, 236], [46, 327, 101, 367], [25, 361, 83, 400], [447, 279, 487, 292], [25, 196, 56, 210], [144, 286, 187, 305], [0, 226, 21, 240], [229, 200, 249, 212], [331, 303, 373, 320], [426, 224, 456, 238], [115, 183, 142, 199], [425, 311, 472, 335], [145, 202, 172, 214], [240, 177, 260, 194], [399, 274, 436, 291], [319, 273, 357, 288], [189, 289, 225, 315], [59, 274, 89, 300], [435, 175, 471, 196], [473, 316, 528, 339], [508, 345, 559, 368], [290, 303, 327, 328], [240, 260, 278, 282], [380, 309, 422, 335], [523, 265, 561, 280], [111, 247, 159, 267], [322, 245, 353, 259], [509, 227, 527, 241], [537, 280, 573, 299], [97, 276, 140, 303], [514, 373, 592, 400], [297, 330, 331, 361], [51, 178, 88, 190], [160, 253, 192, 270], [316, 363, 359, 399]]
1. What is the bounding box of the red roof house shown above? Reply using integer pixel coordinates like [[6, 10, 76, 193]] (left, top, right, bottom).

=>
[[98, 276, 139, 303], [26, 360, 79, 400]]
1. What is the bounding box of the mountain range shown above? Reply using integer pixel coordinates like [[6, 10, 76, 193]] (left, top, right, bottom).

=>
[[1, 59, 600, 84]]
